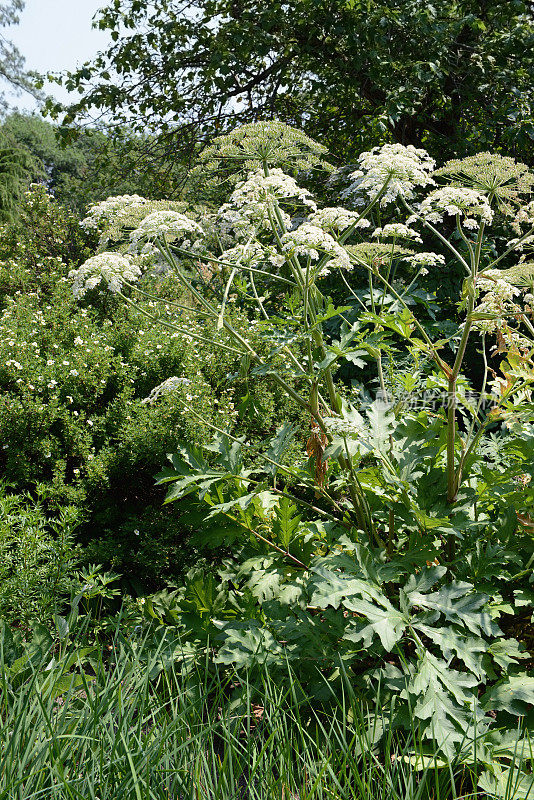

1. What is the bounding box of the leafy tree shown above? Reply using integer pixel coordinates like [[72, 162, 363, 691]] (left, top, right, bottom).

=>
[[0, 1, 39, 112], [49, 0, 534, 163], [0, 143, 28, 220], [0, 113, 189, 214]]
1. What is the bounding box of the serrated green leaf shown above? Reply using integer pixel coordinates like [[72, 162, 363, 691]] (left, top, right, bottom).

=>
[[265, 422, 296, 477], [408, 582, 495, 636], [214, 621, 284, 666], [273, 497, 301, 550], [343, 597, 407, 651], [415, 623, 486, 677], [482, 675, 534, 715]]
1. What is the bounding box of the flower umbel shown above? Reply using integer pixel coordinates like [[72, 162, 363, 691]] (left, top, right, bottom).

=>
[[344, 143, 436, 206], [69, 253, 142, 298], [130, 211, 204, 246], [419, 187, 494, 229]]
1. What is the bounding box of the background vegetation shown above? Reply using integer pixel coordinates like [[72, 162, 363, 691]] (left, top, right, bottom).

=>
[[0, 1, 532, 797]]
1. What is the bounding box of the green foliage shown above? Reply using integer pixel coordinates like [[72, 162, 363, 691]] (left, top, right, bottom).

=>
[[0, 487, 80, 627], [0, 621, 532, 799], [2, 120, 534, 777], [0, 144, 31, 221], [67, 122, 533, 764], [0, 185, 306, 585], [0, 113, 189, 215], [50, 0, 534, 165]]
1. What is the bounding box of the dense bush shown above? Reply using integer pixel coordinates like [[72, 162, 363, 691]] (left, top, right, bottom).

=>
[[0, 487, 80, 628], [0, 186, 306, 587]]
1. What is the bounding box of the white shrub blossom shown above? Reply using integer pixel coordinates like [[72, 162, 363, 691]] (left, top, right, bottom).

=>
[[309, 207, 371, 232], [69, 253, 142, 299], [343, 144, 436, 206], [130, 211, 204, 246], [281, 223, 351, 272], [419, 187, 494, 228]]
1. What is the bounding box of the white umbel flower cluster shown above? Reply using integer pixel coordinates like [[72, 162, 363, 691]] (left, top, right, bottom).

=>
[[512, 200, 534, 235], [217, 202, 291, 239], [476, 270, 521, 299], [130, 211, 204, 246], [220, 241, 285, 268], [81, 195, 149, 230], [471, 269, 533, 354], [419, 187, 494, 229], [230, 168, 317, 211], [372, 223, 422, 242], [309, 207, 371, 232], [69, 253, 142, 298], [405, 252, 446, 274], [323, 415, 364, 438], [281, 223, 351, 272], [344, 144, 436, 206], [141, 376, 191, 405]]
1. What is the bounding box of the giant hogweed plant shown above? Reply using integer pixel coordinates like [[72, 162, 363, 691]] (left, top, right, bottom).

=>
[[70, 123, 534, 771]]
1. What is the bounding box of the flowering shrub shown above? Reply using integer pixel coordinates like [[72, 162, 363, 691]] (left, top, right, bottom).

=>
[[68, 122, 534, 777], [0, 186, 304, 586]]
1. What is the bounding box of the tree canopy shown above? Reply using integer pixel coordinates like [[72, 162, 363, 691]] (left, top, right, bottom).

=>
[[0, 1, 39, 112], [49, 0, 534, 163], [0, 113, 190, 214]]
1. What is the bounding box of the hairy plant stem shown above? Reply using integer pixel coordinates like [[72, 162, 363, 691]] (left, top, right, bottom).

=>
[[260, 164, 376, 542], [157, 239, 315, 420]]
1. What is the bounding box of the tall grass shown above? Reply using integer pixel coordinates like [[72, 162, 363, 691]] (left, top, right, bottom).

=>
[[0, 629, 529, 800]]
